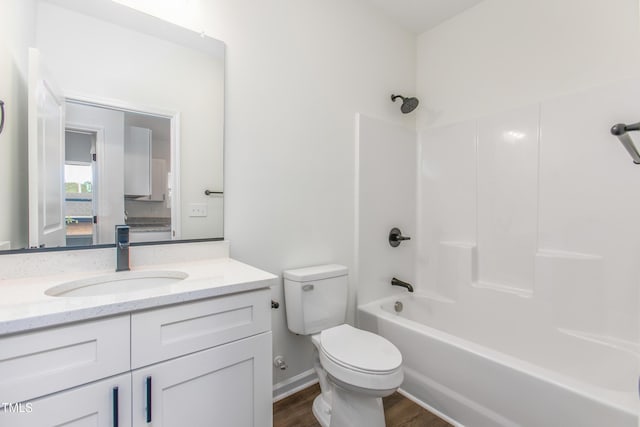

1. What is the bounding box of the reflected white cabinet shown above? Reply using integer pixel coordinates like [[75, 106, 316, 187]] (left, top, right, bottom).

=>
[[149, 158, 167, 201], [132, 158, 168, 202], [125, 126, 152, 196], [125, 127, 168, 201], [0, 289, 272, 427]]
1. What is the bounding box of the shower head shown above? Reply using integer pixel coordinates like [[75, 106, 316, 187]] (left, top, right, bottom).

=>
[[391, 94, 419, 114]]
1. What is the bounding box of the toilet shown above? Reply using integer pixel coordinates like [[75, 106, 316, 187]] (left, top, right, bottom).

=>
[[283, 264, 403, 427]]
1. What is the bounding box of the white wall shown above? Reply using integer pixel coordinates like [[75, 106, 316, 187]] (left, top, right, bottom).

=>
[[417, 0, 640, 128], [35, 1, 225, 240], [415, 0, 640, 346], [0, 0, 35, 249], [114, 0, 416, 389]]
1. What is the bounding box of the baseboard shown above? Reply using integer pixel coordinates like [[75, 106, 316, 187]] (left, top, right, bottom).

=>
[[272, 369, 318, 402]]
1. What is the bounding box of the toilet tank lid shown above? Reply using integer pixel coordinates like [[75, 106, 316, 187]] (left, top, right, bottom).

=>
[[283, 264, 348, 282]]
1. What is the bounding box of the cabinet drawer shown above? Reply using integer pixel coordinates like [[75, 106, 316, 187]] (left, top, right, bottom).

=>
[[131, 288, 270, 368], [0, 315, 130, 404]]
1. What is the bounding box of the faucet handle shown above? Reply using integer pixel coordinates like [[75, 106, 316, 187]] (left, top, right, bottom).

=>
[[389, 227, 411, 247]]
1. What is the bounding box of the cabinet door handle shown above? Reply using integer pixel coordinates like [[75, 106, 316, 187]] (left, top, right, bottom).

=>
[[145, 376, 152, 423], [112, 386, 119, 427]]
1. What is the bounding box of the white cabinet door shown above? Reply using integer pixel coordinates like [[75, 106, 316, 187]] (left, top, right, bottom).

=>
[[131, 332, 272, 427], [0, 373, 132, 427], [124, 126, 151, 196]]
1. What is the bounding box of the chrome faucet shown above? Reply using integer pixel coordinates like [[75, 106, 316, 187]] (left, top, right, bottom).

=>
[[115, 225, 130, 272], [391, 277, 414, 293]]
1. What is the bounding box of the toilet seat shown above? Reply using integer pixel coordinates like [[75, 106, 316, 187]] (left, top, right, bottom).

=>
[[320, 324, 402, 373], [317, 325, 403, 391]]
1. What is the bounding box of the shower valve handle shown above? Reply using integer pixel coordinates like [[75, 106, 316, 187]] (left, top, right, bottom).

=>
[[389, 227, 411, 247]]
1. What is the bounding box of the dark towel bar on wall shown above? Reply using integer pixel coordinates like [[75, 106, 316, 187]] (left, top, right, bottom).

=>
[[611, 122, 640, 164], [0, 100, 5, 135]]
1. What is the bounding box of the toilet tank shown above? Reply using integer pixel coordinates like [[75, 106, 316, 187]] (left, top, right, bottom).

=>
[[283, 264, 348, 335]]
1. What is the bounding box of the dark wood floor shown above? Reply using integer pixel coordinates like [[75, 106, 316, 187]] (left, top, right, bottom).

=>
[[273, 383, 453, 427]]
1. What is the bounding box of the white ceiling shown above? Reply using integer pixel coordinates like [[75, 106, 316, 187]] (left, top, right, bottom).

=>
[[364, 0, 485, 34]]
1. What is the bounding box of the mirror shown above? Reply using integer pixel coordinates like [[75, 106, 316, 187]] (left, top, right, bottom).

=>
[[0, 0, 224, 251]]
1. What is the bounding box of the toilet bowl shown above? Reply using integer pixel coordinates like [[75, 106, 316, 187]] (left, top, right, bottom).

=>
[[283, 265, 404, 427]]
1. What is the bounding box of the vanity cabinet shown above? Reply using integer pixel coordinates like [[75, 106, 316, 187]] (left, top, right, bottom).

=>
[[0, 288, 272, 427]]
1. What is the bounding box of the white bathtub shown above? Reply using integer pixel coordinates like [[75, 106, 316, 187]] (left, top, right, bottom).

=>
[[358, 294, 638, 427]]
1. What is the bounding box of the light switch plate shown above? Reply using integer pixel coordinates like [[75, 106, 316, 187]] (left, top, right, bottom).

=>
[[189, 203, 208, 217]]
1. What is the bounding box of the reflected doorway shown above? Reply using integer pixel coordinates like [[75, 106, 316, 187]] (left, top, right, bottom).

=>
[[65, 100, 176, 245], [64, 130, 96, 246]]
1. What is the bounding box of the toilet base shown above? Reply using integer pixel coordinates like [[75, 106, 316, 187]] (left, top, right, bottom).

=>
[[330, 384, 386, 427], [311, 385, 387, 427], [312, 393, 332, 427]]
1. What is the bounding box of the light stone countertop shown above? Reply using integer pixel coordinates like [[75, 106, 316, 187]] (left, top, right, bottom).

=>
[[0, 257, 277, 336]]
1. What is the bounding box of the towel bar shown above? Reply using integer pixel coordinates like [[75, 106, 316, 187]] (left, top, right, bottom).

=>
[[611, 122, 640, 164]]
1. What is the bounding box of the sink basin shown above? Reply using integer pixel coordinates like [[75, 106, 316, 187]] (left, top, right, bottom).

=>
[[45, 270, 189, 297]]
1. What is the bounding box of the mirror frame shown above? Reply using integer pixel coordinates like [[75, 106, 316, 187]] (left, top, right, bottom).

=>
[[0, 237, 223, 256]]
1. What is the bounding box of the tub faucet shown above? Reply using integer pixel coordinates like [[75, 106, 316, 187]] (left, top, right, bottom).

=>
[[115, 225, 130, 272], [391, 277, 414, 293]]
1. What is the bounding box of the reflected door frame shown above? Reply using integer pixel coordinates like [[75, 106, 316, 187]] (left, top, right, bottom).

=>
[[65, 93, 181, 241], [65, 124, 102, 244]]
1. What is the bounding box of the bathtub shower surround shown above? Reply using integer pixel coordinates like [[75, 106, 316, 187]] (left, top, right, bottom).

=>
[[357, 79, 640, 426], [419, 79, 640, 344]]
